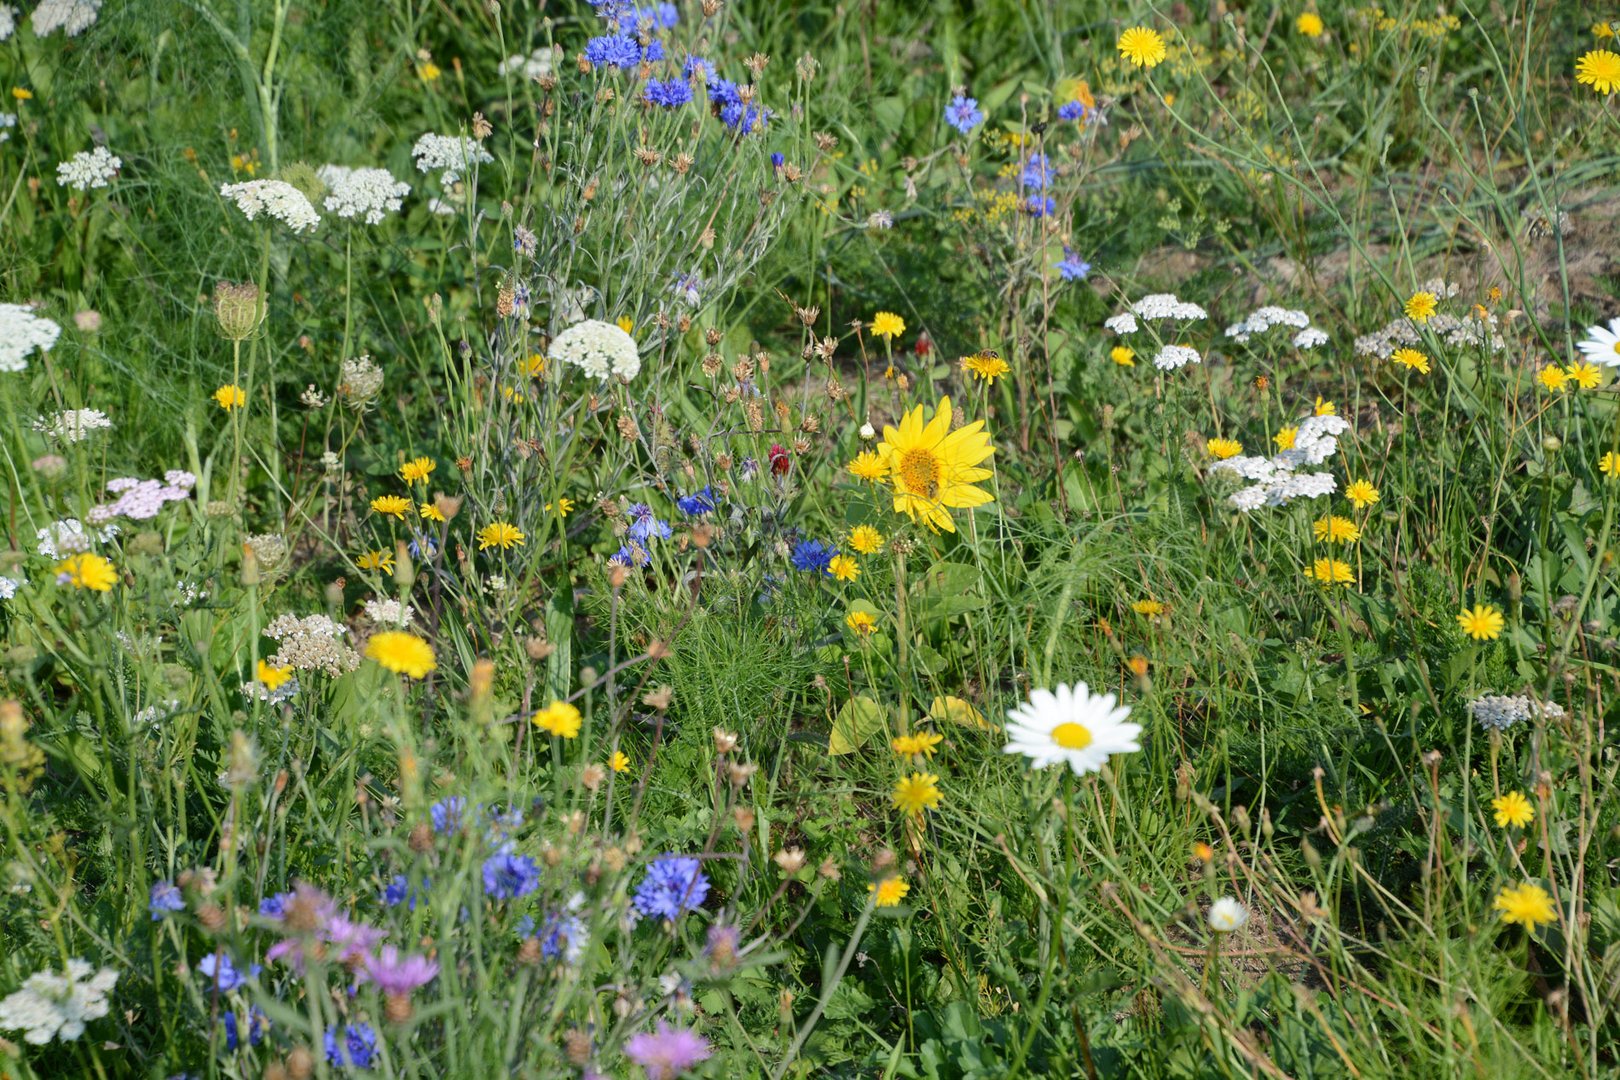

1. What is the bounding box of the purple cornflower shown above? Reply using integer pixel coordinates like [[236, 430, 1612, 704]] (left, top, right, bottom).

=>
[[644, 78, 692, 108], [1020, 152, 1051, 190], [633, 854, 710, 920], [676, 487, 714, 516], [789, 539, 835, 574], [670, 271, 704, 307], [222, 1006, 269, 1051], [361, 946, 439, 995], [482, 853, 540, 900], [1025, 195, 1056, 217], [407, 532, 438, 560], [430, 796, 467, 835], [584, 33, 642, 70], [704, 77, 741, 106], [325, 1023, 378, 1069], [610, 543, 652, 568], [512, 225, 537, 256], [771, 151, 785, 169], [624, 1021, 713, 1080], [626, 504, 672, 543], [1057, 99, 1089, 122], [326, 915, 388, 966], [944, 94, 984, 134], [150, 880, 185, 920], [1056, 248, 1091, 281], [683, 56, 713, 82], [197, 952, 259, 992]]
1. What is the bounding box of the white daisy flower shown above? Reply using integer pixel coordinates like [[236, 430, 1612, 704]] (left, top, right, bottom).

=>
[[1207, 896, 1249, 933], [1003, 682, 1141, 776], [1576, 317, 1620, 368]]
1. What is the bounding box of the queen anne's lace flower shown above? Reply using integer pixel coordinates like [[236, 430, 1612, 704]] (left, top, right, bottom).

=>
[[219, 180, 321, 234], [316, 165, 410, 225], [30, 0, 99, 37], [411, 133, 494, 185], [0, 959, 117, 1045], [34, 409, 113, 444], [498, 48, 555, 80], [551, 319, 641, 380], [55, 147, 121, 190], [0, 303, 61, 373]]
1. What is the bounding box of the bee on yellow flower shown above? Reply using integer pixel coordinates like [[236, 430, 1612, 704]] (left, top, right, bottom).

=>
[[1403, 291, 1438, 322], [214, 384, 246, 411], [961, 350, 1010, 384], [846, 610, 878, 636], [370, 495, 412, 519]]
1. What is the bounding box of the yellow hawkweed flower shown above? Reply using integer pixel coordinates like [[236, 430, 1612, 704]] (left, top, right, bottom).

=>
[[1110, 345, 1135, 367], [877, 396, 995, 533], [11, 87, 33, 101], [1305, 558, 1354, 586], [1131, 599, 1165, 617], [1272, 426, 1298, 451], [476, 522, 525, 551], [400, 457, 435, 485], [616, 315, 634, 334], [609, 751, 631, 773], [847, 450, 889, 483], [1566, 362, 1602, 390], [891, 731, 944, 758], [257, 660, 293, 691], [870, 876, 910, 907], [1296, 12, 1324, 36], [961, 352, 1010, 383], [848, 525, 884, 554], [365, 631, 436, 678], [1391, 347, 1430, 374], [1601, 452, 1620, 479], [826, 555, 859, 582], [1494, 882, 1556, 929], [846, 610, 877, 636], [891, 772, 943, 816], [1404, 291, 1438, 322], [1491, 791, 1534, 829], [214, 384, 246, 411], [1312, 516, 1361, 543], [1538, 365, 1570, 392], [532, 700, 582, 739], [546, 497, 575, 517], [1205, 437, 1242, 459], [525, 353, 547, 377], [418, 61, 442, 82], [357, 549, 395, 573], [1456, 603, 1504, 641], [55, 552, 118, 591], [1314, 396, 1336, 416], [869, 311, 906, 340], [1576, 49, 1620, 94], [1594, 22, 1615, 39], [1345, 480, 1380, 509], [371, 495, 412, 519], [1117, 26, 1168, 69], [419, 503, 446, 522]]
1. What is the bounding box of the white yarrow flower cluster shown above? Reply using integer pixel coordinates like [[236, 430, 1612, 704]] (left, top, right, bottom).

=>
[[219, 180, 321, 234], [0, 575, 22, 600], [1131, 293, 1208, 321], [0, 112, 15, 142], [36, 518, 118, 558], [362, 597, 415, 628], [0, 4, 16, 41], [55, 147, 121, 191], [0, 303, 62, 373], [34, 408, 113, 444], [0, 959, 117, 1045], [30, 0, 99, 37], [498, 48, 555, 80], [550, 319, 641, 380], [1469, 694, 1565, 732], [1209, 413, 1350, 512], [411, 133, 494, 185], [1225, 305, 1327, 349], [1153, 344, 1202, 371], [1103, 313, 1137, 335], [316, 165, 410, 225]]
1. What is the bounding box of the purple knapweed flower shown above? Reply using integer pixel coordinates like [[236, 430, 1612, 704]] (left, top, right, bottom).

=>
[[624, 1021, 712, 1080], [362, 946, 439, 995]]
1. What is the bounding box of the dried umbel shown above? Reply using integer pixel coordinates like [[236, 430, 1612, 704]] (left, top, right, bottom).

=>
[[213, 282, 266, 341]]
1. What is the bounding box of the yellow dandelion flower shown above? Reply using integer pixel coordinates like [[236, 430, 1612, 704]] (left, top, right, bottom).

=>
[[609, 750, 631, 773], [1205, 437, 1243, 459], [214, 384, 246, 411], [1273, 426, 1298, 450], [1491, 791, 1534, 829], [1345, 479, 1380, 509], [1601, 452, 1620, 478], [418, 61, 442, 82], [1296, 12, 1324, 36], [476, 522, 525, 551], [525, 353, 547, 377], [1314, 396, 1336, 416], [1456, 603, 1504, 641], [371, 495, 412, 519], [616, 315, 634, 334], [877, 396, 995, 533], [961, 351, 1010, 384], [1117, 26, 1168, 69], [869, 311, 906, 340], [1110, 345, 1136, 367], [1494, 882, 1556, 929], [848, 450, 890, 484], [11, 87, 33, 101], [532, 700, 582, 739], [870, 876, 910, 907], [1131, 599, 1165, 617], [1577, 49, 1620, 94], [257, 660, 293, 691], [891, 772, 942, 816], [365, 631, 436, 678], [1594, 22, 1615, 39], [400, 457, 435, 485], [1305, 558, 1355, 586], [54, 552, 118, 591], [357, 549, 395, 573], [848, 525, 884, 554], [827, 554, 860, 582], [1538, 366, 1569, 392], [1313, 516, 1361, 543], [1391, 347, 1431, 374], [1566, 362, 1602, 390], [846, 610, 877, 636], [546, 497, 575, 517], [891, 731, 944, 758], [419, 503, 446, 523], [1404, 291, 1438, 322]]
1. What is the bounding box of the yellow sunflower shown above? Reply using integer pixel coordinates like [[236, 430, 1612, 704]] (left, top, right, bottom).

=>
[[876, 396, 995, 533]]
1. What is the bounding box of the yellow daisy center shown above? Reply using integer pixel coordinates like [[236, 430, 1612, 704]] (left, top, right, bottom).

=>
[[898, 448, 942, 497], [1051, 722, 1093, 750], [1612, 341, 1620, 355]]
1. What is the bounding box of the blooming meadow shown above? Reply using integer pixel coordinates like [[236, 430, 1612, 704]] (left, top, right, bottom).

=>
[[2, 1, 1619, 1076]]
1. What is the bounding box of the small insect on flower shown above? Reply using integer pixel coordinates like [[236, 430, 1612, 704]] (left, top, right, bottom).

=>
[[1538, 365, 1570, 392], [1110, 345, 1136, 367], [365, 631, 436, 678], [1491, 790, 1534, 829], [848, 525, 884, 554], [892, 731, 944, 758], [869, 876, 910, 907], [533, 700, 582, 739], [961, 350, 1010, 384], [357, 549, 395, 573], [1494, 882, 1557, 929], [1117, 26, 1168, 69], [1205, 438, 1243, 459], [1304, 558, 1355, 586], [400, 457, 435, 485], [1391, 347, 1430, 374], [1312, 516, 1361, 543], [869, 311, 906, 340], [55, 553, 118, 591], [827, 555, 860, 582], [846, 610, 878, 636], [891, 772, 943, 816], [1456, 603, 1505, 641], [214, 384, 246, 411], [878, 396, 996, 533], [1403, 291, 1438, 322], [1576, 49, 1620, 95], [370, 495, 412, 519], [1344, 479, 1380, 509], [476, 522, 525, 551]]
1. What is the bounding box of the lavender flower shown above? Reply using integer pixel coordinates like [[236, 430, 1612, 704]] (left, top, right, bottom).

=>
[[624, 1021, 713, 1079], [149, 881, 185, 920], [482, 853, 540, 900], [944, 94, 984, 134], [633, 855, 710, 920]]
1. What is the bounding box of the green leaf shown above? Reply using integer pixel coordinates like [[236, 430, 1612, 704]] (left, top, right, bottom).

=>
[[830, 695, 887, 755]]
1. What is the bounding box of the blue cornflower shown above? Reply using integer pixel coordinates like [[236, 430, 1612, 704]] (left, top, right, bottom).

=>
[[1057, 99, 1089, 122], [150, 880, 185, 920], [1020, 152, 1051, 190], [720, 101, 770, 134], [629, 2, 679, 29], [643, 39, 666, 63], [633, 854, 711, 920], [482, 853, 540, 900], [683, 56, 714, 82], [610, 543, 651, 568], [258, 891, 294, 918], [671, 270, 704, 307], [407, 532, 438, 560], [222, 1007, 269, 1051], [676, 487, 715, 516], [626, 504, 673, 543], [325, 1023, 378, 1069], [1025, 195, 1056, 217], [197, 953, 259, 993], [382, 874, 430, 910], [645, 78, 693, 108], [1056, 248, 1091, 281], [705, 77, 742, 106], [541, 911, 588, 963], [430, 795, 467, 835], [789, 539, 835, 574], [771, 152, 785, 169], [944, 94, 984, 134], [585, 33, 642, 70]]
